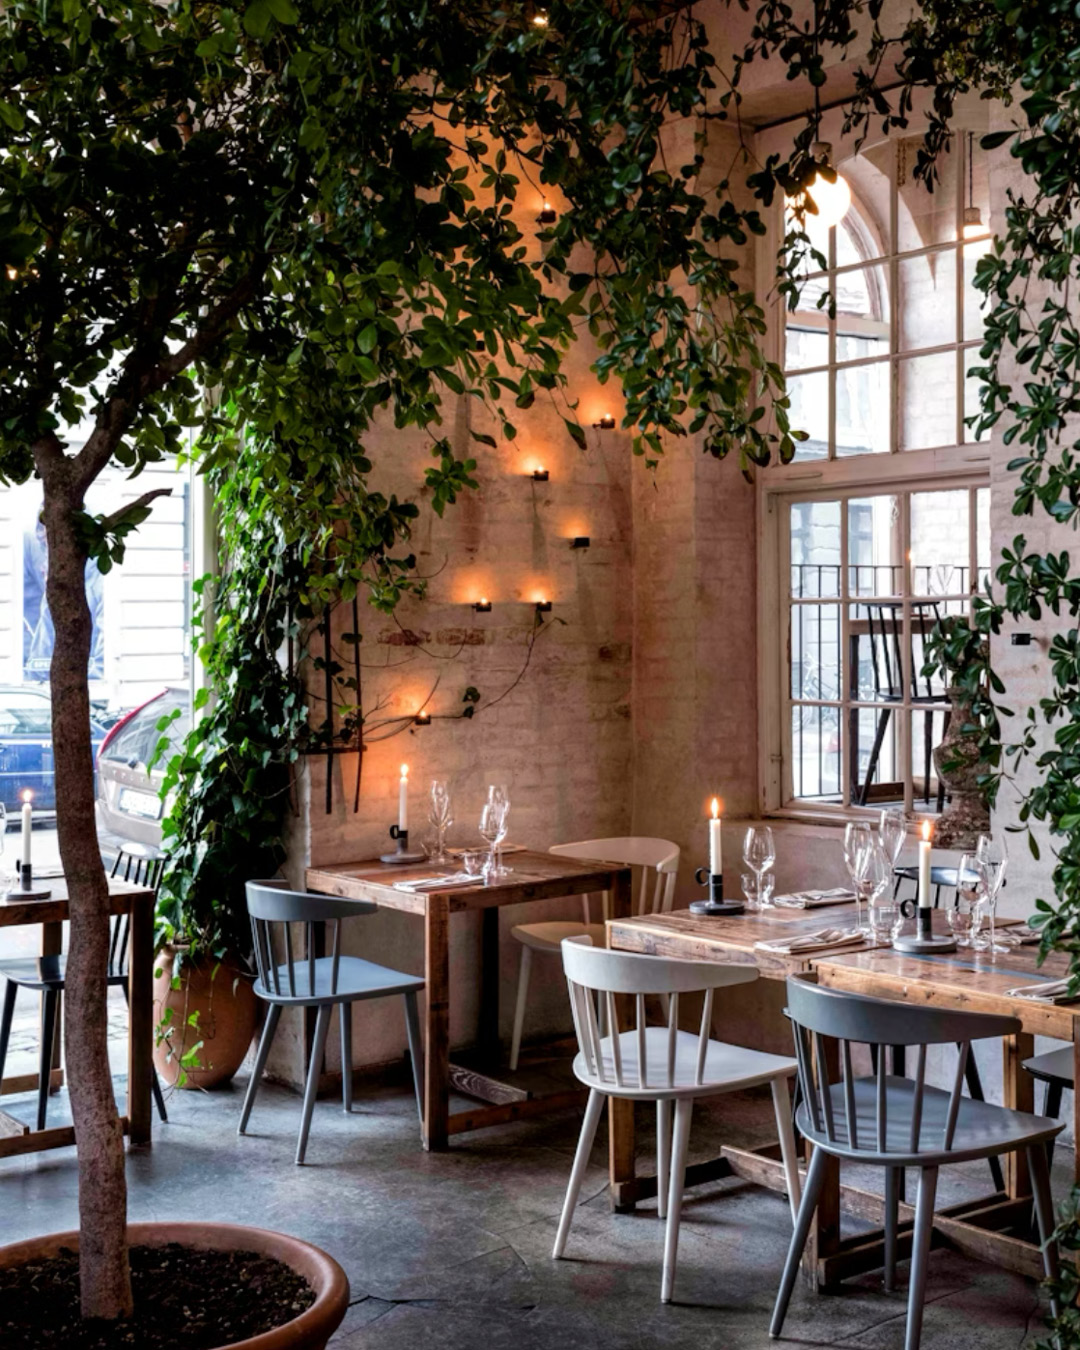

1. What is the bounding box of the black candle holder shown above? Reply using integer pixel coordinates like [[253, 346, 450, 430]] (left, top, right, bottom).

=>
[[891, 898, 955, 953], [689, 866, 743, 917], [379, 825, 426, 865], [13, 860, 51, 901]]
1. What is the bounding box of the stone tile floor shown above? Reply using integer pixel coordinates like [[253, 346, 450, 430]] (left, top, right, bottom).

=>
[[0, 1067, 1061, 1349]]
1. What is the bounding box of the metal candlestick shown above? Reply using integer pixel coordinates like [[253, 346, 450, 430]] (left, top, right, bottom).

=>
[[12, 861, 51, 901], [892, 899, 955, 954], [689, 865, 744, 917], [379, 824, 426, 865]]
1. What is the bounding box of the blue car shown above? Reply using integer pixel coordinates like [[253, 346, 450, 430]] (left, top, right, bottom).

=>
[[0, 684, 107, 811]]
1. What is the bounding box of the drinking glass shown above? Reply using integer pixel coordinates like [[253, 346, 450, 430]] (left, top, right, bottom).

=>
[[741, 871, 775, 911], [462, 849, 489, 883], [975, 833, 1013, 953], [950, 853, 983, 949], [879, 807, 906, 869], [479, 801, 508, 879], [486, 784, 512, 877], [428, 780, 453, 864], [853, 837, 890, 938], [742, 826, 776, 907]]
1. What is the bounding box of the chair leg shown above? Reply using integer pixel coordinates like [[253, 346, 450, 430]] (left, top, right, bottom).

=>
[[1045, 1080, 1064, 1173], [962, 1048, 1005, 1192], [771, 1075, 802, 1224], [122, 983, 167, 1122], [296, 1004, 333, 1165], [858, 708, 893, 805], [770, 1145, 831, 1338], [37, 990, 58, 1132], [904, 1166, 939, 1350], [403, 990, 424, 1128], [552, 1088, 605, 1259], [661, 1097, 694, 1304], [238, 1003, 281, 1135], [509, 945, 532, 1073], [340, 1005, 353, 1113], [0, 980, 17, 1091], [656, 1099, 671, 1220], [883, 1167, 900, 1293], [1027, 1142, 1061, 1320]]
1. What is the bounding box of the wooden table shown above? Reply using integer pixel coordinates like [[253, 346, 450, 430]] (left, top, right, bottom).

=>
[[306, 851, 633, 1154], [814, 942, 1078, 1286], [0, 876, 155, 1158]]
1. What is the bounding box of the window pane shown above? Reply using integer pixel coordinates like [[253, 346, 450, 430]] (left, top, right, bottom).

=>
[[835, 262, 890, 329], [785, 370, 829, 459], [848, 495, 900, 597], [910, 707, 949, 814], [977, 487, 991, 590], [791, 703, 841, 802], [911, 489, 970, 596], [790, 604, 840, 702], [963, 241, 991, 341], [790, 499, 841, 598], [835, 360, 890, 457], [896, 136, 961, 253], [963, 364, 989, 443], [785, 325, 828, 372], [837, 153, 891, 259], [850, 603, 906, 703], [850, 703, 902, 805], [898, 351, 957, 451], [898, 248, 956, 352]]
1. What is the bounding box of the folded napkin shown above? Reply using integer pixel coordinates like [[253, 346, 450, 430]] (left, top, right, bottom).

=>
[[393, 873, 485, 893], [774, 889, 856, 910], [1004, 978, 1078, 1003], [1007, 925, 1041, 945], [755, 927, 866, 955]]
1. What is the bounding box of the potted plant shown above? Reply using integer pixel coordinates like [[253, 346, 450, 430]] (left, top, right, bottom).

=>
[[921, 615, 997, 850]]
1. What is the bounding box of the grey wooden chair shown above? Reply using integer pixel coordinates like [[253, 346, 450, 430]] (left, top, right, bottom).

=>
[[0, 847, 168, 1130], [1023, 1043, 1072, 1170], [239, 879, 425, 1164], [772, 977, 1062, 1350]]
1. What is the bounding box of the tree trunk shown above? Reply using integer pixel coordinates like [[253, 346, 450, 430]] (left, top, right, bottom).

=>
[[42, 489, 132, 1321]]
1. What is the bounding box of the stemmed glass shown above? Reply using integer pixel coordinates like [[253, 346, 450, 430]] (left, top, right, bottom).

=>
[[428, 780, 453, 864], [479, 800, 508, 880], [878, 807, 906, 872], [951, 852, 983, 949], [485, 784, 512, 878], [742, 826, 776, 908], [975, 832, 1012, 954], [856, 838, 892, 940], [842, 821, 873, 933]]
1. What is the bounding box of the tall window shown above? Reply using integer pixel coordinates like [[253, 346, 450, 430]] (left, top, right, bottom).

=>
[[762, 123, 993, 817]]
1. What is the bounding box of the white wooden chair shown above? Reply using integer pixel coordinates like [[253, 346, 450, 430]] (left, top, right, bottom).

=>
[[508, 837, 679, 1072], [554, 937, 802, 1304]]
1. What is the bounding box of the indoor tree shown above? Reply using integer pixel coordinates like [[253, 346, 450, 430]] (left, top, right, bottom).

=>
[[0, 0, 800, 1323]]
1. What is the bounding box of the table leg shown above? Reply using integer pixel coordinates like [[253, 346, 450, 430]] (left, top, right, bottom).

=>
[[1072, 1022, 1080, 1187], [804, 1036, 841, 1290], [478, 907, 500, 1065], [423, 894, 450, 1152], [126, 894, 153, 1146], [607, 868, 636, 1211], [1003, 1031, 1034, 1198], [41, 921, 62, 1087]]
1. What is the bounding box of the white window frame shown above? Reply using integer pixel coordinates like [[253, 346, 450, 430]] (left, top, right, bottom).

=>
[[755, 101, 992, 823]]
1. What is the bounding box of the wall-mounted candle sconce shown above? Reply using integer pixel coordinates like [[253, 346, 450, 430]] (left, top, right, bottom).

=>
[[536, 201, 557, 225], [531, 467, 550, 482], [531, 8, 549, 27], [535, 599, 552, 614], [592, 413, 616, 430], [413, 711, 432, 726], [473, 598, 492, 613], [571, 536, 590, 550], [1011, 632, 1033, 646]]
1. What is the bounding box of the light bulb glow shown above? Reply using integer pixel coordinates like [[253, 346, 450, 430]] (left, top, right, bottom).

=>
[[798, 169, 851, 230]]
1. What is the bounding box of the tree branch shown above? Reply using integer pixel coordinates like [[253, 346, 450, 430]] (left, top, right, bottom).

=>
[[99, 487, 172, 534]]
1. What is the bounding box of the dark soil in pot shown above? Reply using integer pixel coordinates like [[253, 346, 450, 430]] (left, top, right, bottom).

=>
[[0, 1243, 315, 1350]]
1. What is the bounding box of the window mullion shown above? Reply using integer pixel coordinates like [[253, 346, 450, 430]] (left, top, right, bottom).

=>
[[900, 492, 914, 815], [840, 504, 852, 809]]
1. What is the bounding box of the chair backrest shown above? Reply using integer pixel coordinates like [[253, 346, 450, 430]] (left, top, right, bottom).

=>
[[107, 848, 165, 978], [245, 879, 376, 999], [561, 936, 756, 1091], [785, 975, 1021, 1158], [550, 837, 679, 922], [859, 601, 945, 704]]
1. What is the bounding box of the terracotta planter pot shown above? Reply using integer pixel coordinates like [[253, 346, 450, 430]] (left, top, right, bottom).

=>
[[0, 1223, 348, 1350], [154, 948, 258, 1090]]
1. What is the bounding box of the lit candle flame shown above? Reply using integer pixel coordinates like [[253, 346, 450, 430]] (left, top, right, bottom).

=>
[[711, 797, 720, 819], [921, 819, 931, 842], [21, 789, 31, 804], [400, 764, 409, 779]]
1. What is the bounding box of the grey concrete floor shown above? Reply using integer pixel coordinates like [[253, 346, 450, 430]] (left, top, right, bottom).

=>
[[0, 1067, 1061, 1349]]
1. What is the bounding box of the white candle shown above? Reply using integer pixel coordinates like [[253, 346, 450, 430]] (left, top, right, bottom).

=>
[[918, 819, 932, 910], [21, 790, 32, 869], [398, 764, 409, 833], [709, 797, 722, 876]]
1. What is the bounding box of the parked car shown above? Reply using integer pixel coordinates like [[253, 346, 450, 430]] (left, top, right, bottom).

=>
[[0, 684, 108, 811], [95, 687, 191, 866]]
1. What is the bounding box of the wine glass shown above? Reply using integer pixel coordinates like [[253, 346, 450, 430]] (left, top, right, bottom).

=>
[[859, 839, 894, 941], [742, 826, 776, 905], [486, 784, 511, 877], [950, 853, 983, 949], [975, 832, 1012, 953], [428, 780, 453, 864], [479, 800, 508, 879], [878, 807, 906, 870], [842, 820, 873, 932]]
